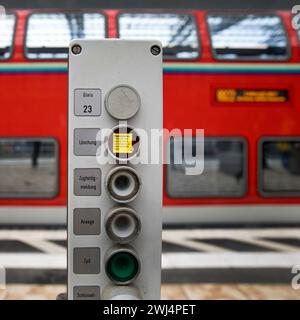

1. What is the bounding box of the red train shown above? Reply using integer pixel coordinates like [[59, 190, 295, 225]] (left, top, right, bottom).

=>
[[0, 9, 300, 225]]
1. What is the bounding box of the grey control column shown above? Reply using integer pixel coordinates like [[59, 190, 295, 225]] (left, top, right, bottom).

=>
[[68, 40, 163, 300]]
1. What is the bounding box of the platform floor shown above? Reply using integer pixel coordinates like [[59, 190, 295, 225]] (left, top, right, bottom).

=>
[[2, 284, 300, 300], [0, 226, 300, 299]]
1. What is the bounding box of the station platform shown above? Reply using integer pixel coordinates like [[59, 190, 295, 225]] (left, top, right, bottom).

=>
[[2, 283, 300, 300], [0, 226, 300, 299]]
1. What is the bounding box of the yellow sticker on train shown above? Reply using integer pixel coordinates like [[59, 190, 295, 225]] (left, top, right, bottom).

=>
[[216, 89, 288, 103], [113, 133, 133, 154]]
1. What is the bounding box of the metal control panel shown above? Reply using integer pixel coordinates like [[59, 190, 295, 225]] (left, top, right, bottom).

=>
[[68, 40, 163, 300]]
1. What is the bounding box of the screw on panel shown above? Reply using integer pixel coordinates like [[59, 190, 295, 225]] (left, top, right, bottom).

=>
[[150, 45, 161, 56], [71, 44, 82, 55]]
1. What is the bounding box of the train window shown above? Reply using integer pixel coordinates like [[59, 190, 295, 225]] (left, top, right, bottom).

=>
[[118, 13, 199, 60], [207, 14, 289, 60], [25, 13, 106, 59], [0, 14, 16, 60], [259, 139, 300, 196], [167, 137, 247, 198], [0, 138, 58, 198]]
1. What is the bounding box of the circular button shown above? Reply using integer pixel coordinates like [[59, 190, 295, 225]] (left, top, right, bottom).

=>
[[106, 166, 141, 203], [105, 207, 141, 243], [105, 85, 141, 120], [107, 125, 140, 161], [106, 250, 140, 284], [102, 286, 142, 300]]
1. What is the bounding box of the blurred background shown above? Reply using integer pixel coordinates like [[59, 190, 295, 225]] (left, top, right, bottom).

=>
[[0, 0, 300, 300]]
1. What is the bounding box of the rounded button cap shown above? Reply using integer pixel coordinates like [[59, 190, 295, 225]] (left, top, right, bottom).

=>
[[105, 85, 141, 120]]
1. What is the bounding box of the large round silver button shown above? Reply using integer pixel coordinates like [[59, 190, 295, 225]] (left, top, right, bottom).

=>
[[105, 85, 141, 120]]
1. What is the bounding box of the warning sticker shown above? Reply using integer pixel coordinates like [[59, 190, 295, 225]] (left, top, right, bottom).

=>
[[216, 89, 288, 103], [113, 133, 134, 154]]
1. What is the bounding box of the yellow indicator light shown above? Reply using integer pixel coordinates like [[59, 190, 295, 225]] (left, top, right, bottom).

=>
[[113, 133, 133, 154]]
